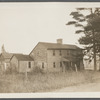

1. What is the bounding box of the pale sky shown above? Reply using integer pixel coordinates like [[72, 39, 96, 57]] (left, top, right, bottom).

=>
[[0, 2, 100, 54]]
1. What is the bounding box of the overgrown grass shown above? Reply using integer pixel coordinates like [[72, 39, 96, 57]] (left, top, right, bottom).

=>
[[0, 70, 100, 93]]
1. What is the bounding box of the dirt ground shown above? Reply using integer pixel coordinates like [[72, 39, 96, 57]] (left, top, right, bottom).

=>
[[53, 78, 100, 92]]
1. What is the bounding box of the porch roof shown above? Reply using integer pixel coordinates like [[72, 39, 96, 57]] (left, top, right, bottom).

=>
[[61, 58, 70, 62], [61, 57, 78, 62]]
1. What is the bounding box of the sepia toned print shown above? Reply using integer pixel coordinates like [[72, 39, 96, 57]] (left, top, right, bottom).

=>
[[1, 2, 100, 96]]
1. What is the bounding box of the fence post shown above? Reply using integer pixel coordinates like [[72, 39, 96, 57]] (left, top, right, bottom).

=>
[[25, 65, 28, 81]]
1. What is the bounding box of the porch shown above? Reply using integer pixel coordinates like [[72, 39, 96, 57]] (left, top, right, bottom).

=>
[[61, 57, 82, 72]]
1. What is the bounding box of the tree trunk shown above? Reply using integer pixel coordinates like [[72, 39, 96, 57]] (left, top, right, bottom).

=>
[[93, 30, 97, 71], [91, 8, 97, 71], [94, 46, 97, 71], [99, 56, 100, 71]]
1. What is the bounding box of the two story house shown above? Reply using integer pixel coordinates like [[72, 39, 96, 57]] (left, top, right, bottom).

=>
[[30, 39, 84, 72]]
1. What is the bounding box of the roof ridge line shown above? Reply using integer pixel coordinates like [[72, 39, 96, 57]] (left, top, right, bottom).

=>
[[39, 42, 77, 46]]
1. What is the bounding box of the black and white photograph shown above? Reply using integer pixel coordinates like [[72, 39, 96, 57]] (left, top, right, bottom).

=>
[[0, 2, 100, 98]]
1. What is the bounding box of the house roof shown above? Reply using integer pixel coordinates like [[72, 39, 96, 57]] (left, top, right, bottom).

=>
[[62, 57, 79, 62], [0, 53, 13, 59], [61, 57, 70, 62], [39, 42, 81, 50], [29, 42, 82, 55], [0, 52, 33, 61], [13, 54, 33, 61]]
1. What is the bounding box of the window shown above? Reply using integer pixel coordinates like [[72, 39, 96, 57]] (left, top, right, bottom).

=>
[[67, 50, 70, 55], [60, 62, 62, 67], [53, 62, 56, 68], [59, 50, 62, 56], [53, 50, 55, 56], [42, 62, 44, 68], [28, 62, 31, 68]]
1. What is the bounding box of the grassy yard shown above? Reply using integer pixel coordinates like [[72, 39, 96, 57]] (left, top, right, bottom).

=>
[[0, 70, 100, 93]]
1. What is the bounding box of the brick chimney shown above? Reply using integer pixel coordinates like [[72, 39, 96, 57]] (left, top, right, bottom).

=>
[[57, 39, 63, 44]]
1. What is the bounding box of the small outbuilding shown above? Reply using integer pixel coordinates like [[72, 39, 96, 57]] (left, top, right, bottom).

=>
[[10, 54, 34, 73], [0, 45, 13, 71], [0, 53, 13, 71]]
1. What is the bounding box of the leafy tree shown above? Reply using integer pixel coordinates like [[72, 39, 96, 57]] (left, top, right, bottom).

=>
[[66, 8, 100, 71]]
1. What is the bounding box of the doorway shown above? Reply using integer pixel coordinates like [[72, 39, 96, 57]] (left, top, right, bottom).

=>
[[63, 61, 71, 71]]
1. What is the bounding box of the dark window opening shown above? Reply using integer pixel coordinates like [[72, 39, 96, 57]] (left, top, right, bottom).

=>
[[59, 50, 62, 56], [53, 62, 56, 68], [28, 62, 31, 68], [53, 50, 55, 56], [67, 50, 70, 55], [60, 62, 62, 67], [42, 63, 44, 68]]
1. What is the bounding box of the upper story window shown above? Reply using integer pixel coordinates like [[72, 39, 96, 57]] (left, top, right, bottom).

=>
[[28, 62, 31, 68], [67, 50, 70, 55], [59, 50, 62, 56], [53, 62, 56, 68], [73, 50, 76, 55], [53, 50, 55, 56]]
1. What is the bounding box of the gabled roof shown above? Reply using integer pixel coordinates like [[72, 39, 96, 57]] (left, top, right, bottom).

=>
[[13, 54, 33, 61], [38, 42, 81, 50], [29, 42, 82, 55], [0, 52, 33, 61], [0, 53, 13, 59]]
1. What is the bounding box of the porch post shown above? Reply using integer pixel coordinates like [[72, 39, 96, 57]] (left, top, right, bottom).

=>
[[75, 64, 78, 72], [62, 62, 65, 72]]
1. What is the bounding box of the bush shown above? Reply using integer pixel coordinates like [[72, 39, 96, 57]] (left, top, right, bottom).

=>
[[83, 70, 94, 82], [30, 66, 45, 74], [5, 65, 18, 74], [0, 70, 99, 93]]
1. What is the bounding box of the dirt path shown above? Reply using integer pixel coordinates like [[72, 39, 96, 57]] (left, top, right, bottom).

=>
[[53, 79, 100, 92]]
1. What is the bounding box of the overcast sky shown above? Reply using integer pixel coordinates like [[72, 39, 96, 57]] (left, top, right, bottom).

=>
[[0, 2, 100, 54]]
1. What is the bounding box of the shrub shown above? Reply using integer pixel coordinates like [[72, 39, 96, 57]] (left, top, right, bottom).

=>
[[5, 64, 18, 74], [30, 66, 45, 74], [0, 70, 99, 93]]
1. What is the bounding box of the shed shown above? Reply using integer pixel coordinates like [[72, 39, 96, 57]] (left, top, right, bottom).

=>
[[10, 54, 34, 73]]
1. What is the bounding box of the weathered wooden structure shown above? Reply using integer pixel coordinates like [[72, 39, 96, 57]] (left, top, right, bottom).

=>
[[30, 39, 84, 72]]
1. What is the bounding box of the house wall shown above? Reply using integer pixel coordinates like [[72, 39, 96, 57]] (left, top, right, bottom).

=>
[[47, 49, 71, 72], [0, 61, 5, 72], [19, 61, 34, 72], [30, 43, 47, 69], [4, 59, 11, 71], [0, 55, 11, 71], [47, 49, 83, 72], [47, 50, 62, 72], [10, 56, 19, 72], [5, 59, 10, 63], [11, 56, 34, 73]]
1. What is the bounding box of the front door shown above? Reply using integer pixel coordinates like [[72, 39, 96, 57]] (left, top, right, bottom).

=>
[[63, 61, 70, 71]]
